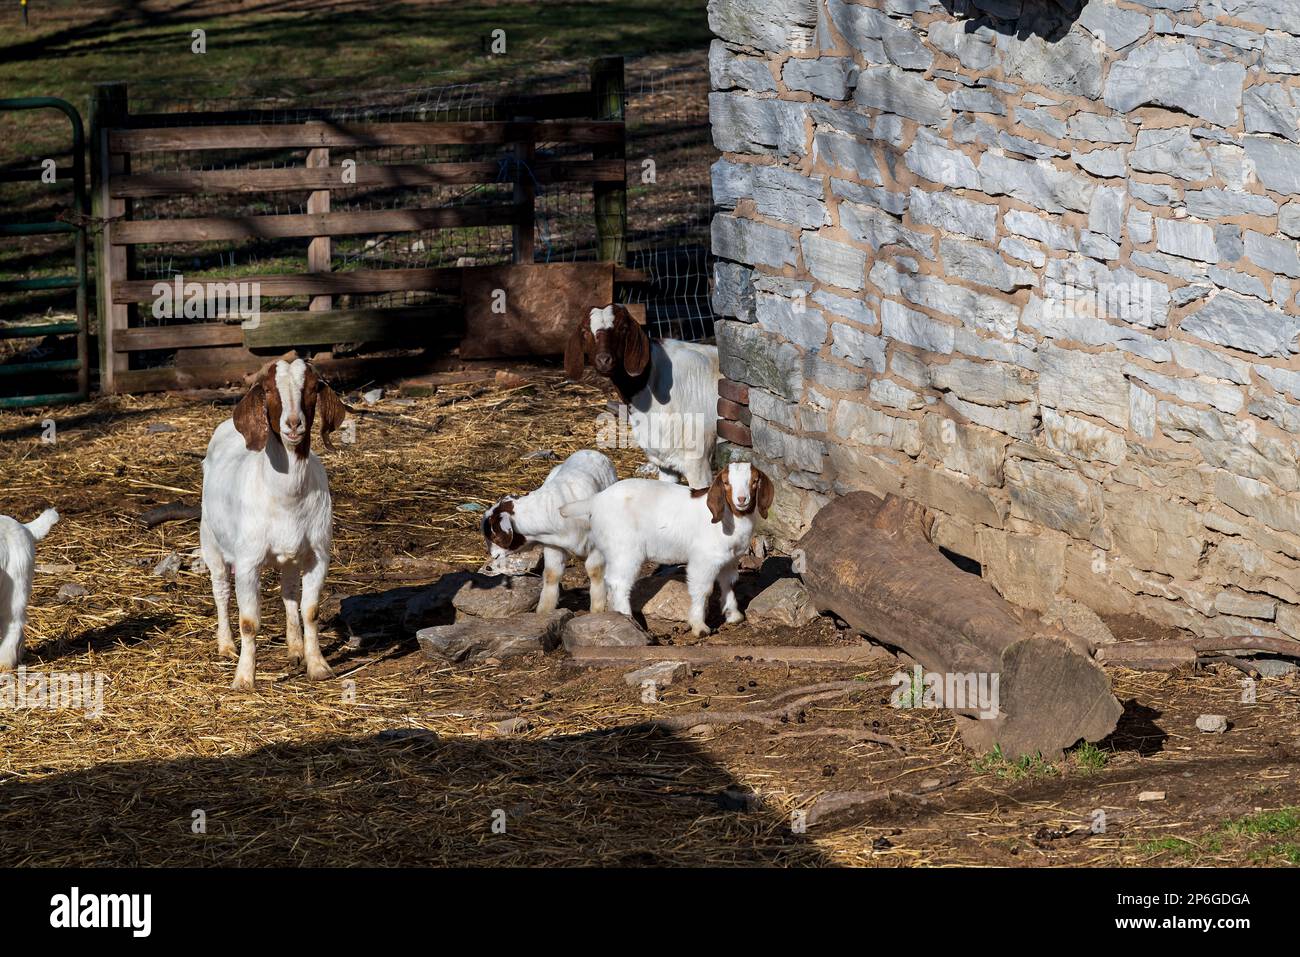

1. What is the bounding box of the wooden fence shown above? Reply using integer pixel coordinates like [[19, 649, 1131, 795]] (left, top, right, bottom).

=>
[[90, 58, 629, 393]]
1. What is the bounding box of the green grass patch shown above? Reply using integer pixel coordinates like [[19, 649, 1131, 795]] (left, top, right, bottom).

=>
[[971, 745, 1058, 781]]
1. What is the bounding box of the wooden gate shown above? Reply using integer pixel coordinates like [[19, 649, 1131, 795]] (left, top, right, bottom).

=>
[[91, 58, 629, 393]]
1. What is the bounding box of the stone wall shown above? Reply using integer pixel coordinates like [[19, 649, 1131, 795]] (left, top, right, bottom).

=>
[[708, 0, 1300, 641]]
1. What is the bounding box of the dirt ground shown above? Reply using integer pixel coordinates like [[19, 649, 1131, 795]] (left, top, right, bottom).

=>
[[0, 370, 1298, 867]]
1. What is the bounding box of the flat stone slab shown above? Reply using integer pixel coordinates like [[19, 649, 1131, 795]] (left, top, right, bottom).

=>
[[451, 574, 543, 618], [562, 612, 650, 651], [417, 610, 572, 663], [624, 660, 689, 688]]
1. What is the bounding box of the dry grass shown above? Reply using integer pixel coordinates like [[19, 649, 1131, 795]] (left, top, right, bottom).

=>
[[1, 374, 1299, 866]]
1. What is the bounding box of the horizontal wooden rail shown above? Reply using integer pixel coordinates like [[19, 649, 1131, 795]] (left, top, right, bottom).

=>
[[110, 120, 623, 153], [124, 91, 596, 129], [111, 204, 524, 244], [110, 159, 625, 198], [242, 305, 459, 349], [114, 323, 245, 351], [113, 266, 464, 303]]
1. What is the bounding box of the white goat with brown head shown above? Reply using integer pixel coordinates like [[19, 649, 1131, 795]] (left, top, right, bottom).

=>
[[565, 304, 720, 489], [199, 358, 347, 689]]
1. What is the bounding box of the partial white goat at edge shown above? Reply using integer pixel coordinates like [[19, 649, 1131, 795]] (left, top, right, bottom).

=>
[[566, 304, 719, 488], [199, 357, 347, 690], [0, 508, 60, 671], [482, 449, 618, 613], [562, 462, 774, 636]]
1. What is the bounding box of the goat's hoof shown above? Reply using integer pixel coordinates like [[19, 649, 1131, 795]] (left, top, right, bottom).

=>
[[306, 660, 334, 682], [230, 671, 256, 691], [217, 638, 237, 658], [689, 624, 711, 638], [286, 644, 304, 666], [725, 610, 745, 625]]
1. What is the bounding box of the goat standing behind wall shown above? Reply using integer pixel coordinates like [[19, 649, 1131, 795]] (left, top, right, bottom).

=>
[[199, 358, 347, 690], [566, 305, 720, 488], [481, 449, 618, 612], [0, 508, 59, 670]]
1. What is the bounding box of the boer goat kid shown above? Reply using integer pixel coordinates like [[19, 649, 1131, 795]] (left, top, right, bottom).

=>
[[482, 449, 617, 613], [562, 462, 773, 636], [0, 508, 59, 670], [200, 358, 347, 689], [566, 304, 720, 489]]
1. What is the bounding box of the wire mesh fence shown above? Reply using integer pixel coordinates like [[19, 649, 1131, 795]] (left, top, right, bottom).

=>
[[116, 51, 718, 341], [0, 49, 716, 398]]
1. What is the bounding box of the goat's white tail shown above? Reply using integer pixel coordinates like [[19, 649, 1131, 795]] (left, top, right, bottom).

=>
[[24, 508, 59, 541], [559, 499, 592, 520]]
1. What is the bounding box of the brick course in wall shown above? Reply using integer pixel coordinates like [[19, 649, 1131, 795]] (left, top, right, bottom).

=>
[[708, 0, 1300, 642]]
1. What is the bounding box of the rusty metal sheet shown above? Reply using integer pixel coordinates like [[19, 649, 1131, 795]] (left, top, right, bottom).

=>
[[460, 262, 615, 359]]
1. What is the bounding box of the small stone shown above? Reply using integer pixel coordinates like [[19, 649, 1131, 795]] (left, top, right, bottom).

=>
[[362, 388, 384, 405], [417, 609, 571, 663], [57, 583, 88, 601], [1252, 658, 1298, 678], [745, 577, 819, 627], [520, 449, 557, 461], [146, 422, 177, 434], [493, 717, 531, 735], [451, 574, 543, 619], [639, 578, 693, 623], [152, 552, 182, 578], [1042, 598, 1116, 645], [479, 544, 544, 577], [1138, 790, 1166, 802], [456, 502, 486, 513], [1196, 714, 1228, 733], [624, 660, 689, 688], [561, 612, 650, 650]]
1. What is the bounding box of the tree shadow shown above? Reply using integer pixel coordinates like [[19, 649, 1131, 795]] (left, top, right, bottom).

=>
[[0, 727, 833, 865]]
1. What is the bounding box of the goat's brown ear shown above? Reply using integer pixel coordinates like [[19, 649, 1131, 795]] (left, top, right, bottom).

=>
[[232, 383, 269, 452], [564, 320, 587, 380], [705, 469, 727, 524], [753, 468, 774, 520], [620, 307, 650, 377], [316, 377, 348, 451]]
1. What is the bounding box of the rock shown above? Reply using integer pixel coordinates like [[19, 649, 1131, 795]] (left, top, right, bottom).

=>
[[493, 717, 531, 735], [561, 612, 650, 650], [1243, 135, 1300, 195], [146, 422, 177, 434], [979, 152, 1094, 215], [1129, 127, 1212, 181], [361, 388, 383, 405], [708, 92, 807, 159], [1138, 790, 1167, 802], [745, 577, 819, 627], [456, 502, 486, 513], [638, 578, 694, 623], [623, 660, 689, 688], [1104, 41, 1244, 127], [478, 544, 544, 577], [1251, 657, 1298, 677], [909, 188, 998, 241], [451, 574, 543, 619], [152, 552, 182, 578], [1042, 598, 1116, 646], [1196, 714, 1229, 733], [1156, 219, 1219, 264], [854, 66, 948, 125], [519, 449, 557, 461], [800, 234, 866, 291], [57, 583, 88, 602], [1182, 292, 1300, 358], [712, 212, 799, 270], [418, 610, 571, 663], [707, 0, 817, 53]]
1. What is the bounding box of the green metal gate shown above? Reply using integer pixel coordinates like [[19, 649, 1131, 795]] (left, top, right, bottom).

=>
[[0, 97, 90, 407]]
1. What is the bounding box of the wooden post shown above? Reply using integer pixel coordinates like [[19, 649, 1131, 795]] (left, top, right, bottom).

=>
[[590, 56, 626, 265], [512, 132, 535, 265], [91, 82, 129, 394], [306, 147, 332, 311]]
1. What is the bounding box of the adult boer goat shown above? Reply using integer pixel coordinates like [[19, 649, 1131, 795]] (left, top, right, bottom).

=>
[[566, 304, 720, 489], [200, 358, 347, 690]]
